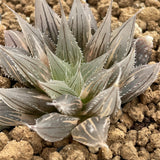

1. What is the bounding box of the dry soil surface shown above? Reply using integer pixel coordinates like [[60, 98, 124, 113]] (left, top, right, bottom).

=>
[[0, 0, 160, 159]]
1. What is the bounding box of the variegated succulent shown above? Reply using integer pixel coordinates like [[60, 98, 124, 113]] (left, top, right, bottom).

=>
[[0, 0, 159, 149]]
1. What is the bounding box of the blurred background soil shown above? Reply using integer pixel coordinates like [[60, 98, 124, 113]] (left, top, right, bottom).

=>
[[0, 0, 160, 159]]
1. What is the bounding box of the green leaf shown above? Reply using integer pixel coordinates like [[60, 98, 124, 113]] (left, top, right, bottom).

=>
[[45, 46, 71, 81], [35, 0, 60, 44], [48, 95, 82, 116], [68, 66, 84, 95], [0, 88, 56, 114], [30, 113, 79, 142], [4, 30, 29, 51], [81, 51, 110, 82], [0, 46, 51, 87], [71, 116, 110, 148], [80, 68, 114, 102], [120, 63, 160, 103], [38, 80, 77, 99], [68, 0, 91, 51], [56, 5, 82, 65], [84, 1, 112, 62], [0, 100, 38, 126]]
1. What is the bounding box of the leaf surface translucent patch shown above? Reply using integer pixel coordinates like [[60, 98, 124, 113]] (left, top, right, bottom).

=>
[[30, 113, 79, 142], [72, 116, 110, 148]]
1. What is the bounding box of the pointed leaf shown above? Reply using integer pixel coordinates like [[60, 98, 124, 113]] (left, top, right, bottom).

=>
[[120, 63, 160, 103], [0, 46, 30, 84], [83, 82, 121, 118], [35, 0, 60, 43], [109, 13, 136, 63], [81, 51, 109, 82], [83, 71, 121, 117], [71, 116, 110, 148], [68, 0, 91, 51], [4, 30, 29, 51], [135, 36, 153, 66], [83, 3, 97, 34], [27, 34, 49, 66], [56, 6, 82, 65], [30, 113, 79, 142], [46, 46, 71, 81], [80, 68, 114, 102], [68, 67, 84, 95], [38, 80, 77, 99], [0, 46, 51, 87], [48, 95, 82, 116], [85, 1, 112, 62], [0, 100, 38, 126], [0, 88, 56, 114]]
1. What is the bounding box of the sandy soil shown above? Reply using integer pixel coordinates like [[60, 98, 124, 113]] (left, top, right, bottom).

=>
[[0, 0, 160, 159]]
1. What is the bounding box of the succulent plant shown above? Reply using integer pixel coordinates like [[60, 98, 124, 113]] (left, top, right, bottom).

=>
[[0, 0, 159, 149]]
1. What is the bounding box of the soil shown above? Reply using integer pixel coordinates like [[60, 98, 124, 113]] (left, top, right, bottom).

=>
[[0, 0, 160, 159]]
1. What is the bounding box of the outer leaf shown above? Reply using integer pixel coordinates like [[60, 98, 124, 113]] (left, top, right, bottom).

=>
[[135, 36, 153, 66], [81, 51, 109, 82], [109, 13, 136, 64], [0, 46, 30, 84], [30, 113, 79, 142], [68, 0, 91, 51], [0, 88, 56, 114], [83, 81, 121, 118], [38, 80, 77, 99], [4, 30, 29, 51], [84, 1, 112, 62], [56, 6, 82, 65], [0, 100, 38, 126], [35, 0, 60, 43], [120, 63, 160, 103], [80, 68, 114, 102], [0, 46, 51, 87], [82, 70, 121, 117], [83, 3, 97, 34], [45, 46, 71, 81], [72, 116, 110, 148], [48, 95, 82, 116]]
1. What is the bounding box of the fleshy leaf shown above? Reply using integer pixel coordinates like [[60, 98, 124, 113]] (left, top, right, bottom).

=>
[[48, 95, 82, 116], [0, 88, 56, 114], [0, 46, 30, 84], [4, 30, 29, 51], [68, 0, 91, 51], [83, 3, 97, 34], [83, 80, 121, 117], [30, 113, 79, 142], [82, 70, 121, 117], [120, 63, 160, 103], [81, 51, 109, 82], [68, 66, 84, 95], [71, 116, 110, 148], [0, 100, 38, 126], [45, 46, 71, 81], [135, 36, 153, 66], [35, 0, 60, 43], [27, 34, 49, 66], [56, 5, 82, 65], [0, 46, 51, 87], [80, 68, 114, 102], [109, 13, 137, 64], [84, 1, 112, 62], [38, 80, 77, 99]]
